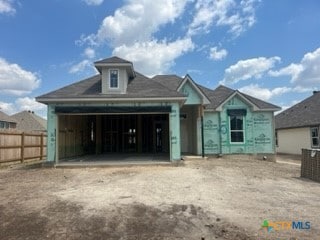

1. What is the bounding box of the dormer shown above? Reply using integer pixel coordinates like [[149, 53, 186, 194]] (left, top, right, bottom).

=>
[[94, 56, 135, 94]]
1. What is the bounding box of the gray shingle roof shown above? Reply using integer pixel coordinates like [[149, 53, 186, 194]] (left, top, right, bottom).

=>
[[275, 91, 320, 129], [0, 111, 17, 123], [36, 57, 280, 111], [94, 56, 132, 64], [11, 111, 47, 132], [152, 75, 183, 90], [153, 75, 280, 111], [37, 72, 184, 100], [241, 92, 280, 110], [198, 85, 235, 109]]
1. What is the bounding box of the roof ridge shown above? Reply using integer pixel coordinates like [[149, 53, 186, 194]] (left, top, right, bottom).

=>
[[94, 56, 132, 64], [0, 111, 17, 123], [240, 91, 280, 109], [277, 92, 318, 116], [275, 91, 320, 129]]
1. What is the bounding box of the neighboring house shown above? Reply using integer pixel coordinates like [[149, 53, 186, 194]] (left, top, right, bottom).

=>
[[275, 91, 320, 155], [11, 110, 47, 133], [36, 56, 280, 163], [0, 111, 17, 130]]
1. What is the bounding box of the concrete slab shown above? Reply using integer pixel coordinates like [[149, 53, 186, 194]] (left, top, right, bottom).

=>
[[54, 153, 172, 168]]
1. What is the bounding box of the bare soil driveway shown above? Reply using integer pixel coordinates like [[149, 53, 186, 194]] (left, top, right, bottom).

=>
[[0, 157, 319, 240]]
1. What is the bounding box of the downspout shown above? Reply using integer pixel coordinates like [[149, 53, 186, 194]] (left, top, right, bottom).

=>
[[201, 106, 205, 158]]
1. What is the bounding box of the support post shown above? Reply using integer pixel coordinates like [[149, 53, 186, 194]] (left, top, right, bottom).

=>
[[21, 132, 25, 163], [95, 115, 102, 154], [40, 133, 44, 160], [201, 116, 205, 158], [200, 106, 205, 158]]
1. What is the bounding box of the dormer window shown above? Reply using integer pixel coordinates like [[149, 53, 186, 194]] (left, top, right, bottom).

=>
[[110, 69, 119, 88]]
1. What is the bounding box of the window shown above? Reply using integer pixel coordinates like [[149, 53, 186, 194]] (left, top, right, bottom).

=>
[[311, 127, 319, 147], [0, 121, 10, 129], [110, 69, 118, 88], [230, 115, 244, 143]]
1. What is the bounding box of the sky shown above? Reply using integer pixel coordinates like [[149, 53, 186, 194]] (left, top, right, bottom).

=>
[[0, 0, 320, 119]]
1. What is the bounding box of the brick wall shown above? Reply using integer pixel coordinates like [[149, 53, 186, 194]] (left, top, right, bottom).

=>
[[301, 149, 320, 182]]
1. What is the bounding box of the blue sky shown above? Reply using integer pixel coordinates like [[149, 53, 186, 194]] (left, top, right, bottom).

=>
[[0, 0, 319, 118]]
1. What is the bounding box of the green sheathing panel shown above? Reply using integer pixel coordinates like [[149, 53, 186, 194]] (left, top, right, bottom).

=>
[[170, 103, 181, 161], [220, 96, 275, 154], [252, 112, 274, 153], [203, 112, 220, 154], [179, 81, 202, 105], [47, 104, 57, 162]]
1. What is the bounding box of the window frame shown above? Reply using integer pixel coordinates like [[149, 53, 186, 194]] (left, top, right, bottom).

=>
[[311, 126, 319, 148], [109, 69, 119, 89], [229, 115, 245, 144]]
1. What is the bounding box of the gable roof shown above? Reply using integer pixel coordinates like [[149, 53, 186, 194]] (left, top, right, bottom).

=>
[[275, 91, 320, 129], [11, 111, 47, 132], [177, 74, 211, 105], [36, 56, 280, 112], [198, 85, 235, 109], [94, 56, 135, 78], [94, 56, 132, 64], [0, 111, 17, 123], [37, 72, 185, 103], [199, 85, 281, 111], [153, 75, 279, 111]]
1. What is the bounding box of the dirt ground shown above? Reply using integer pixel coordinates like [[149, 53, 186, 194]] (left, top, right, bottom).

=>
[[0, 156, 319, 240]]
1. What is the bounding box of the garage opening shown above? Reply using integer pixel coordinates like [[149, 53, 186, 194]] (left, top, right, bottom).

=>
[[57, 113, 170, 161]]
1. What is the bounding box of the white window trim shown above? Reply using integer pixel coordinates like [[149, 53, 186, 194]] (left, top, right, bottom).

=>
[[311, 126, 319, 148], [109, 69, 119, 89], [229, 115, 245, 144]]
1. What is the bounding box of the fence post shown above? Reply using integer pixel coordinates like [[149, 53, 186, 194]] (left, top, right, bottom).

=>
[[40, 133, 44, 160], [21, 132, 25, 163]]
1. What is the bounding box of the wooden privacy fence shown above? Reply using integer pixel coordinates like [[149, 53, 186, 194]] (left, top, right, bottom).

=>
[[0, 131, 47, 164]]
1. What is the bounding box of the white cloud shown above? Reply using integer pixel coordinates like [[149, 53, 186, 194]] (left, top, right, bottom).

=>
[[83, 0, 103, 6], [221, 56, 281, 84], [0, 98, 47, 118], [15, 97, 47, 113], [82, 0, 190, 47], [0, 58, 41, 96], [269, 47, 320, 87], [239, 84, 291, 101], [113, 38, 194, 76], [83, 47, 95, 59], [209, 47, 227, 60], [268, 63, 302, 78], [0, 0, 16, 14], [0, 101, 15, 115], [188, 0, 259, 37], [74, 0, 193, 76], [69, 59, 91, 73], [275, 100, 300, 115], [291, 85, 315, 93]]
